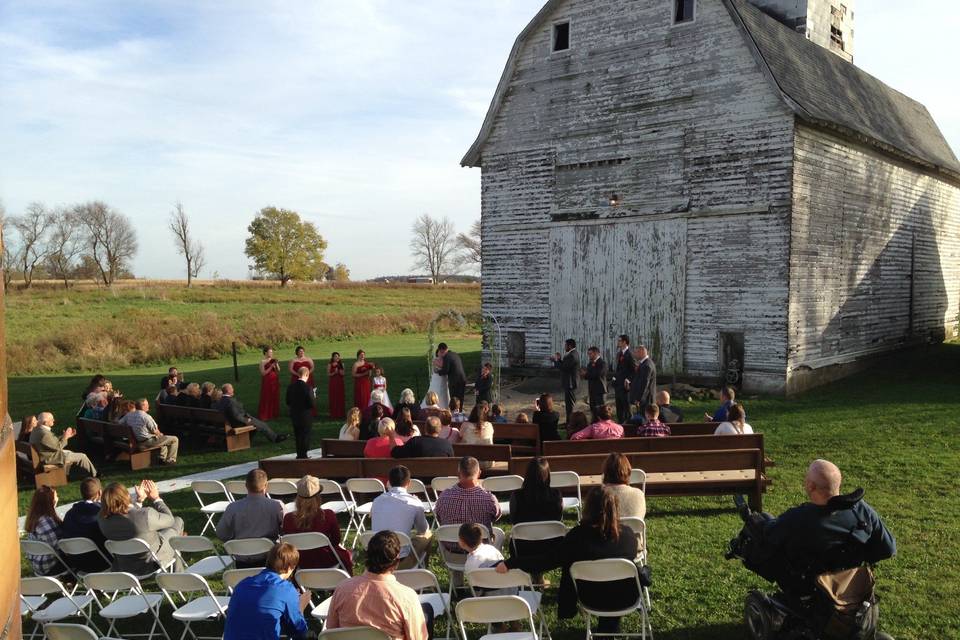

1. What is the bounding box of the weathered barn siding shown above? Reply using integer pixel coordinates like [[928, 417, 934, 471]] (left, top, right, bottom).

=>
[[477, 0, 795, 389], [787, 125, 960, 392]]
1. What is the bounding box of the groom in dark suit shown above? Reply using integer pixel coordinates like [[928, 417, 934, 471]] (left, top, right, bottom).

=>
[[436, 343, 467, 407]]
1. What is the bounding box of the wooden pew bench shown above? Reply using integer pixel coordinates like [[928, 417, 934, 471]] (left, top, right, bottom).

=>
[[412, 419, 542, 455], [16, 441, 67, 489], [103, 422, 164, 471], [155, 403, 255, 452]]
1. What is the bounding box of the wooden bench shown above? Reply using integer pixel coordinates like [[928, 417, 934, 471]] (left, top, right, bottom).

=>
[[412, 420, 542, 455], [16, 441, 67, 489], [664, 422, 722, 436], [155, 404, 255, 452], [320, 439, 513, 464], [259, 454, 509, 484], [510, 448, 770, 510], [103, 423, 164, 471]]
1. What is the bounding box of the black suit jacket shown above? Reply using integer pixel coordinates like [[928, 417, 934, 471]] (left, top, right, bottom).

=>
[[629, 358, 657, 406], [391, 435, 454, 458], [437, 351, 467, 387], [613, 349, 636, 391], [286, 379, 314, 415], [160, 376, 188, 391], [217, 395, 249, 428], [559, 349, 580, 391], [584, 357, 608, 398]]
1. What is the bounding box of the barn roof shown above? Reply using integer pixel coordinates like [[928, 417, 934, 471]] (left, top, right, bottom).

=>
[[461, 0, 960, 177]]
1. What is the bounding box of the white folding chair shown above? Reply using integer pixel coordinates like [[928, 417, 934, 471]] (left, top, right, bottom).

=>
[[430, 476, 458, 500], [508, 520, 568, 577], [318, 627, 391, 640], [20, 576, 99, 640], [318, 479, 360, 539], [407, 478, 434, 515], [43, 623, 125, 640], [191, 480, 232, 535], [550, 471, 582, 516], [296, 568, 351, 626], [104, 538, 175, 581], [629, 469, 647, 493], [57, 538, 112, 577], [281, 532, 348, 572], [21, 539, 78, 584], [223, 479, 248, 500], [223, 537, 274, 567], [619, 518, 650, 608], [480, 475, 523, 517], [466, 568, 548, 638], [456, 595, 539, 640], [344, 478, 386, 543], [222, 568, 263, 594], [357, 530, 425, 569], [169, 536, 233, 578], [435, 524, 494, 601], [396, 569, 454, 639], [156, 573, 229, 640], [569, 559, 651, 640], [84, 571, 168, 640], [266, 479, 299, 514]]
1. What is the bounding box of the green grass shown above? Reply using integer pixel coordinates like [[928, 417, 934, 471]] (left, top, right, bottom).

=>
[[17, 341, 960, 639]]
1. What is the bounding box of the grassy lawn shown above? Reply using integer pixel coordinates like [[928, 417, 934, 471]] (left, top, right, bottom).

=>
[[17, 341, 960, 639]]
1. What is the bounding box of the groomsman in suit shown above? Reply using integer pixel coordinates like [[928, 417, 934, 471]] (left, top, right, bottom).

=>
[[581, 346, 608, 420], [552, 339, 580, 422], [436, 343, 467, 407], [629, 345, 658, 414], [286, 367, 315, 459], [612, 335, 636, 423]]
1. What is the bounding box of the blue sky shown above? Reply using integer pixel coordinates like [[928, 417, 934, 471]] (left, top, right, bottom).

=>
[[1, 1, 957, 281]]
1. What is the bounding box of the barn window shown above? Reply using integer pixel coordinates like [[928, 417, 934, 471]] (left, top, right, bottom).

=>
[[674, 0, 695, 23], [552, 22, 570, 52]]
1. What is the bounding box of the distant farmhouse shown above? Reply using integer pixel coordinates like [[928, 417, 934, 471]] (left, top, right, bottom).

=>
[[463, 0, 960, 394]]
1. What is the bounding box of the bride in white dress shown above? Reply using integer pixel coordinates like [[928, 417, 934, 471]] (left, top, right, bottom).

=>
[[422, 351, 450, 409]]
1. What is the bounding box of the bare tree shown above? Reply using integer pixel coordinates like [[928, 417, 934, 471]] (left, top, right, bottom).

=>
[[410, 214, 458, 284], [0, 202, 18, 290], [75, 201, 138, 286], [45, 207, 84, 288], [168, 202, 206, 286], [12, 202, 52, 288], [456, 218, 482, 271]]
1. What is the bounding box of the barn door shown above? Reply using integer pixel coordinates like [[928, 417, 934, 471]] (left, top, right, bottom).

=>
[[549, 218, 687, 374]]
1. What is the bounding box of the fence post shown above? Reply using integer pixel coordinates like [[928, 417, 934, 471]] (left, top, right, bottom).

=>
[[232, 342, 239, 382]]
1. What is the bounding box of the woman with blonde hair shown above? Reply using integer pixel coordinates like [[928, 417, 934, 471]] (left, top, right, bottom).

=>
[[24, 486, 64, 576], [281, 475, 353, 572], [98, 480, 184, 575], [339, 407, 361, 440], [363, 418, 403, 458]]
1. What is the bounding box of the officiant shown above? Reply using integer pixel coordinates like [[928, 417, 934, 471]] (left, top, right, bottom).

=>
[[435, 343, 467, 407]]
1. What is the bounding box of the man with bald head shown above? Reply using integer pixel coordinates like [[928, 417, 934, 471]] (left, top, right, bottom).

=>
[[765, 459, 895, 593]]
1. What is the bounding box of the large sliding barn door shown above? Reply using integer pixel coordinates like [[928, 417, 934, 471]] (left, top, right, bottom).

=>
[[549, 218, 687, 374]]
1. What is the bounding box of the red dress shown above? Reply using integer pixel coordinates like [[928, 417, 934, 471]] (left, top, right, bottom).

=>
[[291, 358, 317, 416], [327, 364, 346, 420], [353, 363, 374, 409], [257, 360, 280, 420]]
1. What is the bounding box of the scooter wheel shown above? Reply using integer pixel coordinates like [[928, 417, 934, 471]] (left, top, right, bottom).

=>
[[745, 591, 774, 640]]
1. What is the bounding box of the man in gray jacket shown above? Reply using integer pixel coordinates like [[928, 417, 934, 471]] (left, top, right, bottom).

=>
[[30, 412, 97, 478], [98, 480, 184, 574], [217, 469, 284, 567]]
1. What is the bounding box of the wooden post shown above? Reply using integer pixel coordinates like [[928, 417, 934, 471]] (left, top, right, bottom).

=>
[[232, 342, 239, 382], [0, 233, 22, 637]]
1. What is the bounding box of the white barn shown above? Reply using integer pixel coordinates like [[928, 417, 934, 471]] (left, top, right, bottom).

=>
[[462, 0, 960, 394]]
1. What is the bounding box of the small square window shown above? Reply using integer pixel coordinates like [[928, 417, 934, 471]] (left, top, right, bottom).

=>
[[553, 22, 570, 52], [674, 0, 695, 23]]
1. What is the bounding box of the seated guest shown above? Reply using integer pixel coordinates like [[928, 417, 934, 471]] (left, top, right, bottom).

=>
[[475, 363, 494, 404], [705, 386, 742, 422], [99, 480, 184, 574], [636, 404, 671, 438], [420, 391, 443, 417], [438, 410, 460, 443], [173, 384, 195, 406], [449, 397, 467, 425], [601, 452, 645, 519], [115, 400, 136, 421], [656, 390, 684, 424], [460, 523, 509, 588], [434, 457, 502, 558], [82, 392, 109, 420], [714, 403, 753, 435], [570, 405, 623, 440], [199, 382, 217, 408], [459, 402, 494, 445], [490, 404, 508, 424], [216, 383, 287, 444], [119, 398, 179, 465], [281, 475, 353, 573], [371, 465, 432, 569], [160, 366, 188, 391], [363, 400, 390, 440], [339, 407, 361, 440], [24, 486, 65, 576], [223, 542, 311, 640], [394, 388, 423, 422], [565, 411, 589, 439], [532, 393, 560, 441], [60, 477, 111, 572], [30, 412, 98, 478], [365, 418, 404, 458], [181, 382, 203, 407], [82, 374, 107, 401], [326, 531, 431, 640], [156, 384, 178, 405], [496, 486, 639, 634], [217, 469, 284, 567], [509, 457, 563, 525], [392, 417, 454, 458], [394, 407, 421, 443], [18, 414, 38, 443], [515, 412, 531, 424]]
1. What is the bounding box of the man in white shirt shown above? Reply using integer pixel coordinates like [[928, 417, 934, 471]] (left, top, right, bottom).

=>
[[371, 465, 432, 569], [119, 398, 179, 464]]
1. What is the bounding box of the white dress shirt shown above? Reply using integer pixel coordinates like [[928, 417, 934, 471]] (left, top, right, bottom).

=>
[[371, 487, 429, 557]]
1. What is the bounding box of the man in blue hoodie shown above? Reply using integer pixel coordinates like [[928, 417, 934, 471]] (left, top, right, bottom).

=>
[[60, 477, 110, 572]]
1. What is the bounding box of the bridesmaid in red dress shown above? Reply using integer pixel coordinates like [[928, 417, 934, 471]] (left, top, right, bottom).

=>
[[351, 349, 375, 410], [289, 345, 317, 416], [257, 347, 281, 420], [327, 352, 346, 420]]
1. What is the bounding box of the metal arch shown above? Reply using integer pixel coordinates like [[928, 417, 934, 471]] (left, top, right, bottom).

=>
[[481, 312, 504, 402]]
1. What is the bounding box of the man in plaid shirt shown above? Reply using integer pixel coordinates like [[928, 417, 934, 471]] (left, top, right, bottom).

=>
[[636, 404, 672, 438]]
